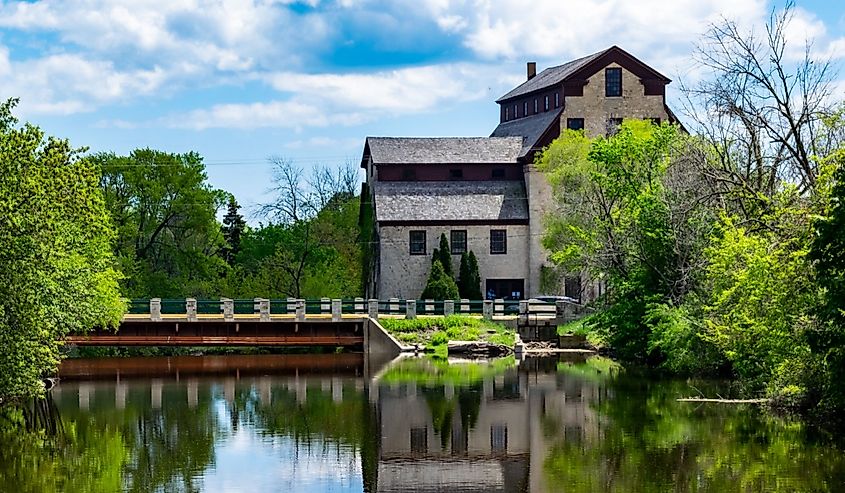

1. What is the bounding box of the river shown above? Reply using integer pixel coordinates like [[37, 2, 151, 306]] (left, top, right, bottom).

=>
[[1, 352, 844, 492]]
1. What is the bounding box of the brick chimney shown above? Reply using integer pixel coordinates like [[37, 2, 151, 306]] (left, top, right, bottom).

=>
[[527, 62, 536, 80]]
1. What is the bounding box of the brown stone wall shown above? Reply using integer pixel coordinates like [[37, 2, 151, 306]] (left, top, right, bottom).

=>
[[560, 63, 668, 137]]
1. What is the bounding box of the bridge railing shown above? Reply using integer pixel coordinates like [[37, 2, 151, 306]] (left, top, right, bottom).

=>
[[126, 297, 585, 321]]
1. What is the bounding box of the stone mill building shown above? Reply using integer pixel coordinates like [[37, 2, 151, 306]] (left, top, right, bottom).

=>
[[360, 45, 680, 300]]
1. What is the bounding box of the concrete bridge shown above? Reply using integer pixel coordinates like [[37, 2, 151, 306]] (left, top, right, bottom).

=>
[[67, 297, 583, 348]]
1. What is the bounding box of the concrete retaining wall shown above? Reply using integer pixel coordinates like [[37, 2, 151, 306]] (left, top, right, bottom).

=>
[[365, 318, 410, 357]]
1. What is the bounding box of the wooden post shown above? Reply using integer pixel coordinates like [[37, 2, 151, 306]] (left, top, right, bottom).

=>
[[444, 300, 455, 316], [406, 299, 417, 319], [150, 298, 162, 322], [186, 298, 197, 322], [295, 299, 305, 322], [483, 300, 493, 320], [221, 298, 234, 321], [331, 299, 342, 322], [368, 299, 379, 319]]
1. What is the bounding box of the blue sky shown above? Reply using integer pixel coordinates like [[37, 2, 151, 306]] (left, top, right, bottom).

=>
[[0, 0, 842, 215]]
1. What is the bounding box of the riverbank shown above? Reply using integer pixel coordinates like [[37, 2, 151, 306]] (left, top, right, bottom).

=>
[[378, 315, 515, 356]]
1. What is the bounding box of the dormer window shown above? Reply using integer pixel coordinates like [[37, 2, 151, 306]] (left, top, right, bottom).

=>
[[492, 168, 506, 180], [505, 107, 509, 120], [544, 95, 549, 111], [533, 99, 538, 113], [554, 92, 559, 108], [449, 169, 464, 180], [523, 101, 528, 116], [605, 68, 622, 97], [514, 104, 518, 118]]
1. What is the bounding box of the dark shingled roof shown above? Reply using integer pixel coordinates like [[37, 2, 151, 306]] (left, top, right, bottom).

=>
[[365, 137, 523, 164], [496, 48, 608, 102], [373, 181, 528, 222], [490, 108, 562, 157]]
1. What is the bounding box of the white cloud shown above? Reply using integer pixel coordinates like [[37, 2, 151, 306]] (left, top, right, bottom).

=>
[[165, 100, 367, 130]]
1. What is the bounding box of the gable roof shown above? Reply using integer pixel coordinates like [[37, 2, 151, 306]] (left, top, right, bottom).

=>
[[372, 181, 528, 223], [363, 137, 523, 165], [490, 108, 562, 158], [496, 45, 671, 103]]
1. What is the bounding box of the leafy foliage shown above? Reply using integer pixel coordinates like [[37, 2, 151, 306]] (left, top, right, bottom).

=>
[[0, 99, 123, 401], [95, 149, 229, 298], [420, 260, 459, 300], [457, 251, 482, 300]]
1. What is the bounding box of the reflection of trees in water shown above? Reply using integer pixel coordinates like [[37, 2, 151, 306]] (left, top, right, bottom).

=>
[[542, 375, 845, 492], [419, 383, 483, 453]]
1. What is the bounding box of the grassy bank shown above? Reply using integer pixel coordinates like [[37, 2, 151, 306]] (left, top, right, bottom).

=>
[[557, 315, 606, 349], [379, 315, 515, 354]]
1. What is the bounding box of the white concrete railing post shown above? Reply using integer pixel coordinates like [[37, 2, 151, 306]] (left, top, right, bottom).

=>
[[460, 298, 469, 313], [519, 300, 529, 315], [331, 299, 342, 322], [388, 298, 400, 313], [150, 298, 162, 322], [424, 299, 434, 313], [444, 300, 455, 316], [406, 299, 417, 320], [354, 297, 365, 314], [221, 298, 234, 321], [494, 299, 505, 316], [368, 299, 379, 319], [295, 299, 305, 322], [186, 298, 197, 322], [287, 297, 296, 314], [255, 298, 270, 322], [320, 297, 331, 314], [483, 300, 493, 320]]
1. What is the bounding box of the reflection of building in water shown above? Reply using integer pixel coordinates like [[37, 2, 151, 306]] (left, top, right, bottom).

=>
[[375, 354, 604, 492]]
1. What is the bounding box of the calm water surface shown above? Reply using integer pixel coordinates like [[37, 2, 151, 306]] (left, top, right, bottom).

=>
[[1, 353, 844, 492]]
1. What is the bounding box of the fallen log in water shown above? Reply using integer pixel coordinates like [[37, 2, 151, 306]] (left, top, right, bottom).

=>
[[677, 398, 768, 404], [447, 341, 512, 357]]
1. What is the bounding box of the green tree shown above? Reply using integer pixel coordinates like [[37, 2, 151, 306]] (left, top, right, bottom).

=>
[[221, 195, 246, 266], [95, 149, 229, 298], [421, 260, 459, 300], [0, 98, 123, 401], [458, 251, 482, 299], [437, 233, 453, 278], [809, 149, 845, 406]]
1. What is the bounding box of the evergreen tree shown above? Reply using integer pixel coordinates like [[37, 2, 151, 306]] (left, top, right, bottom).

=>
[[421, 260, 459, 300], [465, 251, 483, 300], [458, 252, 470, 297], [221, 195, 246, 265], [437, 233, 453, 277]]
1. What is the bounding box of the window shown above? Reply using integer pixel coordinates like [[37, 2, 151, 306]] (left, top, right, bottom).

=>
[[523, 101, 528, 116], [605, 67, 622, 97], [451, 230, 467, 254], [490, 230, 507, 254], [491, 168, 506, 180], [554, 92, 560, 108], [491, 425, 508, 454], [533, 98, 538, 114], [410, 427, 428, 455], [607, 117, 623, 136], [513, 104, 518, 118], [449, 168, 463, 180], [544, 95, 549, 111], [410, 231, 426, 255], [567, 118, 585, 131], [401, 168, 417, 181], [505, 107, 509, 120]]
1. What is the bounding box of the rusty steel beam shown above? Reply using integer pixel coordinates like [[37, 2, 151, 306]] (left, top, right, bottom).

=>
[[66, 335, 364, 347]]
